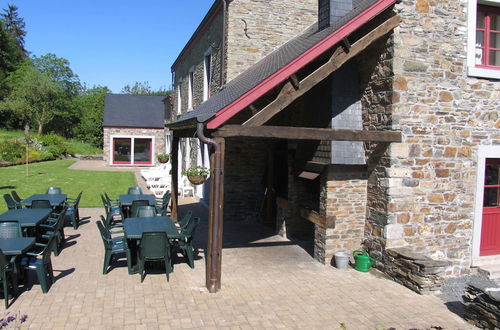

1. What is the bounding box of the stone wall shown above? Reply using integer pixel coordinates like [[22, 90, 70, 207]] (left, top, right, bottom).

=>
[[102, 127, 165, 165], [383, 0, 500, 275], [226, 0, 317, 81], [359, 1, 500, 276], [171, 8, 224, 118], [317, 166, 368, 264]]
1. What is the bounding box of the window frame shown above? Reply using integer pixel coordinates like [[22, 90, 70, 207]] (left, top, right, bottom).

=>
[[476, 5, 500, 69], [176, 79, 182, 115], [187, 68, 194, 111], [203, 50, 212, 101], [467, 0, 500, 79]]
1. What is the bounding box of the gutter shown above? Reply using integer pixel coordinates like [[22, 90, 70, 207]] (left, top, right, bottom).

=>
[[196, 122, 223, 293]]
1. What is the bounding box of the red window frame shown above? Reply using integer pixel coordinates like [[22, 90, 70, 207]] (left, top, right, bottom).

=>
[[112, 138, 132, 165], [133, 138, 153, 165], [476, 5, 500, 69], [112, 137, 153, 165]]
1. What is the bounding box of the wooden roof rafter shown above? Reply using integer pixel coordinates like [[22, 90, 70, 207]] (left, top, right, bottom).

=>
[[242, 15, 402, 128]]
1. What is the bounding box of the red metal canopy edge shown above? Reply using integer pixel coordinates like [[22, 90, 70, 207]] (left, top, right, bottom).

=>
[[206, 0, 397, 130]]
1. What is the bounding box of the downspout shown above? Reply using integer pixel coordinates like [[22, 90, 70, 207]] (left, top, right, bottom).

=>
[[196, 122, 222, 292]]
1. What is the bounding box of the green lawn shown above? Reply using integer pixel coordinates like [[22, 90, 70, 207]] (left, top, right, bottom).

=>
[[0, 160, 136, 213]]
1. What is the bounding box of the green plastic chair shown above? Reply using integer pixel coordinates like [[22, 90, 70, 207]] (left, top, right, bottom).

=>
[[175, 217, 200, 269], [40, 206, 67, 256], [96, 220, 132, 275], [177, 210, 192, 229], [100, 194, 122, 224], [155, 191, 171, 216], [138, 232, 172, 282], [130, 200, 150, 218], [66, 191, 82, 229], [3, 194, 18, 210], [46, 187, 62, 194], [10, 191, 23, 209], [21, 233, 57, 293], [134, 206, 156, 218], [103, 192, 119, 206], [0, 221, 22, 238], [127, 187, 142, 195], [0, 250, 17, 308], [99, 215, 123, 234], [30, 199, 51, 209]]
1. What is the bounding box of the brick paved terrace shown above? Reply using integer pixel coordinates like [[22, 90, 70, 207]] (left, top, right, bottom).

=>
[[7, 198, 474, 329]]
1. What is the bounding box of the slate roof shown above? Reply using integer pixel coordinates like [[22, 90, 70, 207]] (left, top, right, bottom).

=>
[[168, 0, 379, 129], [103, 94, 166, 128]]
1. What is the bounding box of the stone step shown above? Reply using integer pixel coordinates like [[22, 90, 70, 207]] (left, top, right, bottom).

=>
[[478, 264, 500, 280], [474, 255, 500, 267]]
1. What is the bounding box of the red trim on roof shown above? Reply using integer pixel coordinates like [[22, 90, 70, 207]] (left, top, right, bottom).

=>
[[206, 0, 396, 129]]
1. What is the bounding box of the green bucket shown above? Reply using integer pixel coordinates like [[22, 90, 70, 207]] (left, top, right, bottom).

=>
[[353, 250, 377, 272]]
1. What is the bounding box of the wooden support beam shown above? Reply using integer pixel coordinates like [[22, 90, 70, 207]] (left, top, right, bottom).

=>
[[276, 197, 335, 228], [289, 74, 300, 90], [242, 15, 401, 127], [214, 125, 402, 143], [170, 135, 179, 221]]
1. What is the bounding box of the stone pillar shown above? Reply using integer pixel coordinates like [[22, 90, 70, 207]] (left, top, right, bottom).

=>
[[316, 165, 368, 264]]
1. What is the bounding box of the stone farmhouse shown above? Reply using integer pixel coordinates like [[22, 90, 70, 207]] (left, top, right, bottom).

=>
[[167, 0, 500, 293]]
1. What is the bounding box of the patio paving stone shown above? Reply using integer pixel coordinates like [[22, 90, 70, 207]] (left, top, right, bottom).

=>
[[2, 199, 477, 329]]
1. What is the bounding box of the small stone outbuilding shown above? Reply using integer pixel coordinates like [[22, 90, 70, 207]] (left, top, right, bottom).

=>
[[103, 94, 170, 166]]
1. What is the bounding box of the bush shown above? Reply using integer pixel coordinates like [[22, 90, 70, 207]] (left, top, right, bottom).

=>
[[0, 139, 24, 162], [36, 133, 68, 158]]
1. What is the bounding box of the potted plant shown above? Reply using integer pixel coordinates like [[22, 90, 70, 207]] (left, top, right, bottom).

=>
[[182, 165, 209, 185], [157, 153, 170, 163]]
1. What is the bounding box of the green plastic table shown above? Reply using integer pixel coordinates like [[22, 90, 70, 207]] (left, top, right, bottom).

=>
[[124, 216, 179, 273], [119, 194, 156, 207], [21, 194, 67, 207], [0, 209, 52, 228], [0, 237, 35, 255], [124, 216, 179, 239]]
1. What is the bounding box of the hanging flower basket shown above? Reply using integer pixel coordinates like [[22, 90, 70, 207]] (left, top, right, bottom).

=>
[[157, 153, 170, 163], [183, 166, 209, 185], [187, 174, 207, 185]]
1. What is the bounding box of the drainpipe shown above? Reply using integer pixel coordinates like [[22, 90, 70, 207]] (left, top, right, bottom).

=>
[[196, 122, 222, 292]]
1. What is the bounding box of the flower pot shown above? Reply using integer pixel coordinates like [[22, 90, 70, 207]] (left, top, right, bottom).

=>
[[334, 252, 350, 270], [187, 175, 207, 185], [158, 158, 169, 163]]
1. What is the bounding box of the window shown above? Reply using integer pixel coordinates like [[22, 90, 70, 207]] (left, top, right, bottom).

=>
[[203, 53, 212, 101], [188, 70, 194, 111], [476, 5, 500, 68], [177, 80, 182, 115], [111, 136, 153, 165], [467, 0, 500, 79]]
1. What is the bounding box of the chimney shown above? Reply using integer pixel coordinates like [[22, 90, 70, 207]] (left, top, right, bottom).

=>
[[318, 0, 353, 31]]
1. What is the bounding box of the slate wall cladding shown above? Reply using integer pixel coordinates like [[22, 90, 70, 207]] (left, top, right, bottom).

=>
[[226, 0, 317, 81], [103, 127, 165, 165], [223, 137, 269, 222], [362, 1, 500, 276]]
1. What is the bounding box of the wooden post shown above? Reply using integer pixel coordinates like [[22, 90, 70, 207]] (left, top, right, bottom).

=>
[[206, 137, 225, 292], [171, 134, 179, 221]]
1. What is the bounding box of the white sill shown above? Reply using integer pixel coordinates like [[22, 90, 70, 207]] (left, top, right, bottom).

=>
[[468, 66, 500, 80]]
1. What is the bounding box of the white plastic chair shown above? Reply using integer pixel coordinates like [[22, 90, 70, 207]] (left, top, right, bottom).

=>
[[178, 176, 195, 197]]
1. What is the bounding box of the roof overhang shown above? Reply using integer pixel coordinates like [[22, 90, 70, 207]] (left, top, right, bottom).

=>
[[204, 0, 398, 129]]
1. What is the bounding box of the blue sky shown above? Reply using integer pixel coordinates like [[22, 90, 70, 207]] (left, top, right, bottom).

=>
[[2, 0, 214, 93]]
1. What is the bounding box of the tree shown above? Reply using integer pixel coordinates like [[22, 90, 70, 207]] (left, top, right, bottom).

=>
[[32, 53, 82, 136], [1, 5, 27, 56], [0, 61, 61, 135], [0, 20, 23, 100], [121, 81, 170, 96], [75, 86, 109, 147]]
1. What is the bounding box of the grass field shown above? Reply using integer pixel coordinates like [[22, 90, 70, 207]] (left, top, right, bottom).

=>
[[0, 160, 136, 213]]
